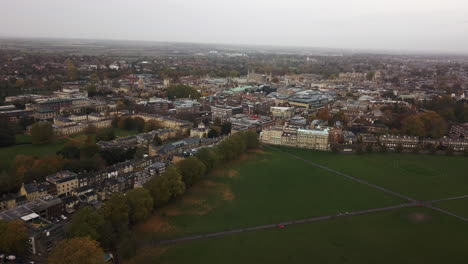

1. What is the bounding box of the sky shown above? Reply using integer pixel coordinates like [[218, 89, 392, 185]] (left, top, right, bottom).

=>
[[2, 0, 468, 53]]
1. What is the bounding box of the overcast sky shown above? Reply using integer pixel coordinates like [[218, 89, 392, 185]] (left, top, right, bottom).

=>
[[2, 0, 468, 53]]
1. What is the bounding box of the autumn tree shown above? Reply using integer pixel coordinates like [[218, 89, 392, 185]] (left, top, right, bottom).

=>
[[317, 106, 331, 122], [401, 115, 425, 137], [0, 220, 28, 254], [30, 122, 54, 144], [48, 237, 104, 264], [65, 59, 79, 81]]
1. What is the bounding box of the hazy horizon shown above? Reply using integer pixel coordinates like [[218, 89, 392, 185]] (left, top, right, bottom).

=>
[[2, 0, 468, 54]]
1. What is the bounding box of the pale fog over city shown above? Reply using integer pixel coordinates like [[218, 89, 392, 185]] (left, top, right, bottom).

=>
[[1, 0, 468, 53], [0, 1, 468, 264]]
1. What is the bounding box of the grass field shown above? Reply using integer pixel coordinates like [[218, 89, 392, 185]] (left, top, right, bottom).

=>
[[133, 149, 402, 241], [127, 146, 468, 264], [127, 207, 468, 264], [277, 146, 468, 200], [435, 198, 468, 219]]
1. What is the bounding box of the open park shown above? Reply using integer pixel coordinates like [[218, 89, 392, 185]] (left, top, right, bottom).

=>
[[126, 146, 468, 264]]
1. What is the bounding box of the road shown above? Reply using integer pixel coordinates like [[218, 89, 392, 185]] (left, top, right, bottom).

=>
[[146, 146, 468, 246]]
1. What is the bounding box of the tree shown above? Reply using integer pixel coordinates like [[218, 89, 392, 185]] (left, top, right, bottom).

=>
[[395, 144, 403, 153], [57, 145, 81, 159], [100, 193, 129, 232], [145, 175, 171, 208], [30, 122, 54, 144], [48, 237, 104, 264], [196, 147, 220, 171], [0, 171, 21, 194], [317, 107, 331, 121], [0, 128, 15, 147], [152, 135, 163, 146], [65, 59, 79, 81], [365, 144, 373, 153], [244, 131, 260, 149], [133, 117, 145, 132], [117, 233, 137, 260], [165, 166, 185, 199], [86, 84, 97, 97], [331, 144, 340, 153], [166, 84, 201, 99], [355, 144, 364, 154], [95, 129, 116, 142], [401, 115, 425, 137], [0, 220, 28, 255], [126, 188, 154, 225], [208, 128, 220, 138], [177, 157, 206, 186], [68, 206, 105, 241], [144, 120, 162, 132], [446, 146, 454, 156], [80, 144, 100, 159], [144, 166, 185, 208], [379, 144, 388, 153], [221, 122, 232, 135]]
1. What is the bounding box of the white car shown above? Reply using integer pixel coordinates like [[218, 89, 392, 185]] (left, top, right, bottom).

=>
[[60, 215, 67, 220]]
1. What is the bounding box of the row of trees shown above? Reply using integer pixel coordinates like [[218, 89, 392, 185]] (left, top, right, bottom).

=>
[[63, 131, 259, 262]]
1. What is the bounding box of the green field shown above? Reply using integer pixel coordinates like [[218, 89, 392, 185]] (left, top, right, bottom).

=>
[[129, 207, 468, 264], [128, 146, 468, 264], [277, 146, 468, 200], [133, 149, 402, 241]]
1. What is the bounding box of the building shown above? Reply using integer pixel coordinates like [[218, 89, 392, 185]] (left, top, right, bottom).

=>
[[190, 122, 209, 138], [46, 171, 78, 197], [53, 118, 112, 136], [19, 182, 49, 201], [0, 199, 65, 256], [379, 134, 419, 149], [149, 137, 215, 158], [449, 124, 468, 140], [133, 113, 192, 134], [270, 106, 294, 120], [210, 105, 243, 122], [260, 126, 330, 151]]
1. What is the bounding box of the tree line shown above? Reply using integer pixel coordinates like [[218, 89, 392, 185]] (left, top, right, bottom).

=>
[[57, 131, 259, 263]]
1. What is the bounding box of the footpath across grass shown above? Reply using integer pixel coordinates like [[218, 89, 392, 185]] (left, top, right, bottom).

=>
[[277, 146, 468, 200], [435, 198, 468, 219], [126, 207, 468, 264], [133, 148, 402, 241]]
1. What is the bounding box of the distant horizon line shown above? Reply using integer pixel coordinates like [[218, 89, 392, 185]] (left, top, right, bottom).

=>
[[1, 34, 468, 57]]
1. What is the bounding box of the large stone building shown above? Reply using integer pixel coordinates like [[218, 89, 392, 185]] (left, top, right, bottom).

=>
[[379, 134, 419, 149], [260, 126, 330, 151]]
